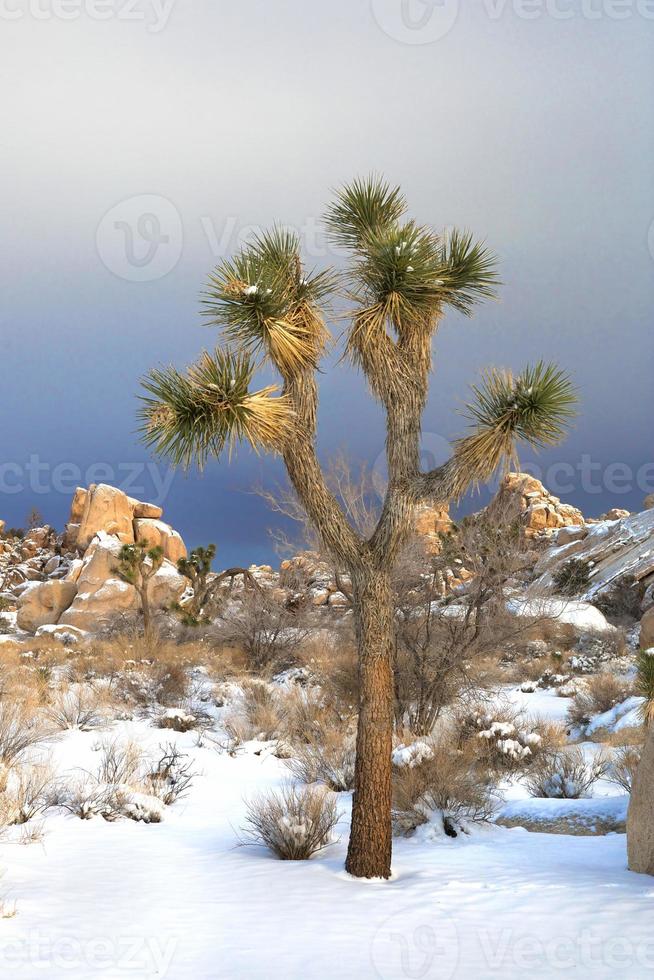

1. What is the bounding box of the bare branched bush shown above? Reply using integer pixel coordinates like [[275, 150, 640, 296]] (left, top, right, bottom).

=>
[[392, 740, 499, 837], [608, 744, 642, 793], [215, 590, 312, 672], [242, 784, 340, 860], [286, 729, 356, 792], [145, 743, 195, 805], [526, 747, 610, 799]]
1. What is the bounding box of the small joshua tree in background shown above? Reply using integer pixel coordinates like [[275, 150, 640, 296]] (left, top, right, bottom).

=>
[[177, 544, 217, 624], [115, 543, 164, 641], [139, 176, 576, 878]]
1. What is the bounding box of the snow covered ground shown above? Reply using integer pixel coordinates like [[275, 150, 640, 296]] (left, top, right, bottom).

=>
[[1, 714, 654, 980]]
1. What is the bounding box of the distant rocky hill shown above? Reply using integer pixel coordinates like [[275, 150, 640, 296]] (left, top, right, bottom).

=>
[[1, 475, 652, 649]]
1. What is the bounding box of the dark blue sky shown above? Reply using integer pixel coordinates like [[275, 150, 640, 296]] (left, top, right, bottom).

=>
[[2, 2, 653, 567]]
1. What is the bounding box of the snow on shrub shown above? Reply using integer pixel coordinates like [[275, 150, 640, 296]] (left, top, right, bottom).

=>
[[392, 739, 500, 838], [455, 706, 558, 775], [54, 738, 194, 821], [286, 729, 356, 792], [242, 784, 340, 860], [156, 708, 198, 733], [526, 747, 610, 799]]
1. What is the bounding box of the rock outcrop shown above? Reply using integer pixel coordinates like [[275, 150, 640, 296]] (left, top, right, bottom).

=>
[[413, 503, 453, 553], [13, 486, 187, 635], [57, 532, 186, 633], [16, 580, 77, 632], [534, 508, 654, 603], [489, 473, 585, 539], [134, 518, 187, 564], [65, 484, 173, 554]]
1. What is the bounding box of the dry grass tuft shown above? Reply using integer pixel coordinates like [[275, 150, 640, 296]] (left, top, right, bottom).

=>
[[242, 783, 340, 860]]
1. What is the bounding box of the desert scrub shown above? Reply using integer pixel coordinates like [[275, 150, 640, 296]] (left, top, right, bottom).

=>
[[0, 761, 59, 826], [566, 673, 632, 731], [453, 704, 564, 776], [286, 728, 356, 792], [607, 744, 642, 793], [241, 784, 340, 860], [526, 747, 610, 799], [552, 558, 593, 597], [44, 684, 109, 731], [0, 701, 51, 778], [392, 739, 499, 838]]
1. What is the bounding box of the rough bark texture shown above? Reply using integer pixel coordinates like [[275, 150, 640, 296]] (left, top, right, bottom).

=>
[[345, 570, 395, 879], [627, 724, 654, 875]]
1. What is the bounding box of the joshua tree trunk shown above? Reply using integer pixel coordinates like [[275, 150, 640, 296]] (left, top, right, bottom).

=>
[[140, 585, 152, 639], [346, 569, 395, 878]]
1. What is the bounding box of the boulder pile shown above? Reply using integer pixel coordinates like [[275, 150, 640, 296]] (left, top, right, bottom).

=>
[[0, 484, 187, 635]]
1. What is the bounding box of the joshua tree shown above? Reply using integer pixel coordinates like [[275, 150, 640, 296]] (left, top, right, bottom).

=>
[[139, 177, 576, 878], [177, 544, 217, 622], [115, 543, 164, 640]]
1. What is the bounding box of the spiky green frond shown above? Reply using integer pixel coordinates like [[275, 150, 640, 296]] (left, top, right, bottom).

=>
[[436, 229, 499, 315], [452, 362, 577, 486], [138, 349, 294, 468], [324, 175, 406, 250], [202, 227, 334, 375]]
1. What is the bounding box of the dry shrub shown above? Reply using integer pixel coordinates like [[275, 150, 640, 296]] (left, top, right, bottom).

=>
[[286, 729, 356, 792], [145, 743, 195, 805], [392, 740, 499, 837], [453, 704, 565, 776], [566, 673, 632, 730], [155, 709, 198, 733], [299, 639, 359, 717], [54, 738, 192, 820], [526, 747, 610, 799], [45, 685, 108, 731], [608, 745, 642, 792], [242, 784, 340, 860], [223, 681, 287, 745], [94, 738, 144, 785], [55, 779, 164, 823], [0, 700, 51, 774], [0, 761, 59, 825]]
